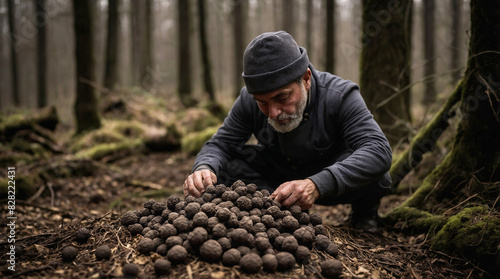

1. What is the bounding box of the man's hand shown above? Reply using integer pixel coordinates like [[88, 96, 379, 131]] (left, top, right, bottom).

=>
[[269, 179, 320, 210], [183, 169, 217, 198]]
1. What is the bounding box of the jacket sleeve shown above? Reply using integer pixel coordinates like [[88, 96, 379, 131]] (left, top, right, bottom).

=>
[[308, 89, 392, 198], [192, 90, 254, 175]]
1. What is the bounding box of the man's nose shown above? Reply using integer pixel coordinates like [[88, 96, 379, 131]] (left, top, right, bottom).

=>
[[269, 104, 282, 120]]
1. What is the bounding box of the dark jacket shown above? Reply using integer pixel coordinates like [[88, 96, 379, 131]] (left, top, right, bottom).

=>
[[193, 65, 392, 200]]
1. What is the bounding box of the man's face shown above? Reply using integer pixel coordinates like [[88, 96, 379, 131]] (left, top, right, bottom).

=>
[[253, 71, 311, 133]]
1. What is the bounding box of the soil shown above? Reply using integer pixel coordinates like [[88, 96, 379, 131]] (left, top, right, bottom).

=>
[[0, 151, 490, 278]]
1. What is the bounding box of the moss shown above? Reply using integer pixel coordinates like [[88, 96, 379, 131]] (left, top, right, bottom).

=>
[[0, 175, 38, 200], [382, 206, 447, 234], [175, 108, 221, 135], [181, 125, 219, 155], [431, 206, 500, 271], [75, 139, 143, 160]]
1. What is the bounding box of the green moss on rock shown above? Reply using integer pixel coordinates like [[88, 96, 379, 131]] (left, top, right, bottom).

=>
[[181, 126, 219, 155], [75, 139, 143, 160], [383, 206, 447, 234]]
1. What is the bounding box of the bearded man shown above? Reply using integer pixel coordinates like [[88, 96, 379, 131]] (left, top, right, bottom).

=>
[[183, 31, 392, 233]]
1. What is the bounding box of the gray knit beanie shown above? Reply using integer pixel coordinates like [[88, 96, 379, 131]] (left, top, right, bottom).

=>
[[242, 31, 309, 94]]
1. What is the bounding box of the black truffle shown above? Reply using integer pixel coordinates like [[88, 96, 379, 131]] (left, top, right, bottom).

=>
[[173, 216, 190, 232], [267, 228, 280, 239], [217, 237, 232, 251], [199, 239, 223, 262], [75, 227, 91, 243], [184, 202, 201, 218], [167, 245, 188, 264], [122, 211, 139, 226], [95, 245, 111, 260], [187, 227, 208, 246], [128, 223, 143, 236], [236, 196, 252, 211], [282, 236, 299, 253], [255, 237, 272, 251], [212, 223, 227, 238], [222, 248, 241, 266], [275, 251, 296, 271], [61, 246, 78, 262], [321, 259, 343, 278], [122, 263, 139, 277], [326, 243, 339, 257], [193, 211, 209, 228], [295, 245, 311, 263], [154, 259, 171, 275], [201, 202, 216, 216], [230, 228, 249, 245], [262, 253, 278, 272], [315, 235, 331, 251], [167, 195, 181, 210], [239, 253, 263, 273], [298, 212, 310, 225], [266, 206, 282, 219], [222, 190, 239, 202], [159, 224, 177, 239], [293, 227, 315, 245], [309, 212, 323, 226], [207, 216, 219, 231], [137, 238, 156, 255], [216, 207, 231, 222], [156, 244, 168, 256], [165, 235, 183, 248], [282, 216, 300, 232]]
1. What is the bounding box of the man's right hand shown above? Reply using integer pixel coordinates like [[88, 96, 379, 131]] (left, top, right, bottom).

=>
[[183, 169, 217, 198]]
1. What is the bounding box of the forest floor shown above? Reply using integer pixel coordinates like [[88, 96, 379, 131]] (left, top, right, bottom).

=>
[[0, 150, 490, 279]]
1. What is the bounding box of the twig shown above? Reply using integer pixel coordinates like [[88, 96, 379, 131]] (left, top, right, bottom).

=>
[[26, 184, 46, 203], [47, 182, 55, 208], [442, 194, 479, 216]]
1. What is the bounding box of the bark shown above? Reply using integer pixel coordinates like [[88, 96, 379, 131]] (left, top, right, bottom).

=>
[[360, 0, 413, 146], [325, 0, 335, 74], [72, 0, 102, 133], [197, 0, 215, 100], [131, 0, 152, 90], [104, 0, 119, 90], [305, 0, 313, 61], [450, 0, 462, 84], [177, 0, 195, 107], [232, 0, 245, 97], [7, 0, 19, 106], [282, 0, 295, 36], [36, 0, 47, 108], [422, 0, 436, 105]]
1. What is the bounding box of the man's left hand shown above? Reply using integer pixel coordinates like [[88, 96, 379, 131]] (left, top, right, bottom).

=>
[[269, 179, 320, 210]]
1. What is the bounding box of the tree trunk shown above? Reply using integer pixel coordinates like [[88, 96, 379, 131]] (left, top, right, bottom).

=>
[[7, 0, 19, 106], [386, 0, 500, 272], [72, 0, 101, 133], [282, 0, 295, 36], [359, 0, 412, 146], [177, 0, 195, 107], [36, 0, 47, 108], [305, 0, 313, 61], [197, 0, 215, 100], [450, 0, 462, 84], [422, 0, 436, 105], [325, 0, 335, 74], [104, 0, 119, 90], [131, 0, 152, 90], [232, 0, 245, 97]]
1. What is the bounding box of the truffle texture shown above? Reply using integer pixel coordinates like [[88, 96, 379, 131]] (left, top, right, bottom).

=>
[[156, 244, 168, 256], [167, 196, 181, 210], [267, 228, 280, 239], [192, 211, 209, 228], [168, 212, 180, 223], [253, 222, 267, 233], [309, 212, 323, 226], [255, 237, 272, 251], [205, 184, 216, 194], [321, 259, 343, 278], [315, 235, 330, 251], [226, 213, 240, 228], [298, 212, 310, 225], [199, 239, 223, 262], [236, 196, 252, 211], [215, 184, 227, 197], [239, 216, 254, 233], [95, 245, 111, 261], [293, 227, 315, 245], [315, 224, 328, 235], [207, 216, 219, 231], [184, 202, 201, 218], [217, 237, 232, 251], [175, 201, 186, 212], [295, 246, 311, 263], [282, 216, 299, 232], [273, 235, 284, 250], [212, 223, 227, 239], [122, 263, 139, 277], [282, 236, 299, 253], [61, 246, 78, 262], [122, 211, 139, 226], [234, 186, 247, 196], [188, 227, 208, 246], [222, 248, 241, 266], [216, 207, 231, 222], [173, 216, 190, 232], [167, 245, 188, 264], [261, 189, 270, 197], [152, 201, 166, 215], [237, 246, 251, 256], [154, 259, 171, 275], [144, 199, 155, 209], [230, 228, 249, 245], [202, 192, 214, 202], [326, 243, 339, 257], [251, 197, 264, 209], [261, 214, 275, 228], [185, 195, 197, 204], [128, 224, 143, 236], [137, 238, 156, 255], [144, 229, 159, 240], [239, 253, 263, 273], [75, 227, 91, 243], [201, 202, 216, 216], [289, 205, 302, 218], [231, 180, 246, 189], [262, 254, 278, 272], [159, 224, 177, 239], [275, 252, 296, 271], [266, 206, 282, 219], [222, 190, 239, 202], [165, 236, 183, 248]]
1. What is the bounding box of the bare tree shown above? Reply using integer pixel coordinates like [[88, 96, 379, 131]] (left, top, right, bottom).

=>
[[72, 0, 101, 133], [450, 0, 462, 84], [232, 0, 245, 97], [305, 0, 313, 61], [197, 0, 215, 100], [36, 0, 47, 108], [325, 0, 335, 74], [178, 0, 195, 107], [104, 0, 119, 90], [131, 0, 153, 90], [282, 0, 295, 36], [7, 0, 19, 106], [422, 0, 436, 105]]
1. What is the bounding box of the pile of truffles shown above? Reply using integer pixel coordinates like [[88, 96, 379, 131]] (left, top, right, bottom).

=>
[[121, 181, 342, 276]]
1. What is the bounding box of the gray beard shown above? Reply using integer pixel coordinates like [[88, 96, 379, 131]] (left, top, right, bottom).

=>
[[268, 84, 308, 133]]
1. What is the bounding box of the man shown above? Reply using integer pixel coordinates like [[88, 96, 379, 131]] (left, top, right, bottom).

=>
[[183, 31, 392, 232]]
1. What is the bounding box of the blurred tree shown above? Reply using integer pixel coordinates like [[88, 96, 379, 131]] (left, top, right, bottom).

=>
[[232, 0, 245, 97], [360, 0, 412, 146], [36, 0, 47, 108], [7, 0, 19, 106], [450, 0, 462, 84], [72, 0, 101, 133], [305, 0, 313, 61], [282, 0, 295, 36], [131, 0, 152, 90], [104, 0, 119, 90], [422, 0, 436, 105], [325, 0, 335, 74], [178, 0, 195, 107], [197, 0, 214, 100]]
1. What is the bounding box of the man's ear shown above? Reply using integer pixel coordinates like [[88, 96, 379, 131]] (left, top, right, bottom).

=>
[[303, 68, 312, 90]]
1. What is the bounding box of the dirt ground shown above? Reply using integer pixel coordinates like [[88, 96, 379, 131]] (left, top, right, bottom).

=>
[[0, 151, 490, 278]]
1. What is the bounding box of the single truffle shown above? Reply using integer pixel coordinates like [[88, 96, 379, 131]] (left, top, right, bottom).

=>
[[165, 236, 183, 248], [266, 206, 282, 219], [255, 237, 272, 251], [282, 216, 300, 232], [201, 202, 216, 216], [293, 227, 315, 245], [246, 183, 257, 194], [315, 224, 328, 235], [144, 229, 159, 240], [167, 245, 188, 264], [298, 212, 310, 225], [261, 214, 275, 228], [159, 224, 177, 239], [273, 235, 284, 250], [222, 248, 241, 266], [253, 222, 267, 233], [222, 190, 239, 202], [267, 228, 280, 239], [239, 253, 263, 273], [156, 244, 168, 255], [152, 201, 166, 215], [205, 184, 216, 194], [226, 213, 240, 228], [61, 246, 78, 262], [231, 180, 246, 189], [288, 205, 302, 217], [185, 202, 201, 218], [168, 212, 180, 223], [154, 259, 171, 275], [207, 216, 220, 231], [75, 227, 91, 243], [215, 184, 227, 197], [199, 239, 223, 262], [321, 259, 343, 278], [236, 196, 253, 211], [234, 186, 247, 196], [275, 252, 296, 271], [173, 216, 190, 232], [175, 201, 186, 212], [230, 228, 249, 245], [122, 263, 139, 277], [251, 197, 264, 209], [128, 223, 143, 236], [202, 192, 214, 202], [137, 238, 156, 255], [262, 254, 278, 272], [144, 200, 155, 209], [295, 246, 311, 263], [95, 245, 111, 260], [212, 223, 227, 239], [167, 196, 181, 210], [217, 237, 232, 251], [261, 189, 270, 197], [193, 211, 209, 228], [239, 216, 254, 233], [309, 212, 323, 226], [185, 195, 197, 204], [216, 207, 231, 222], [282, 236, 299, 252], [237, 246, 252, 256], [315, 235, 331, 251], [188, 227, 208, 246], [122, 211, 139, 226], [326, 243, 339, 257]]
